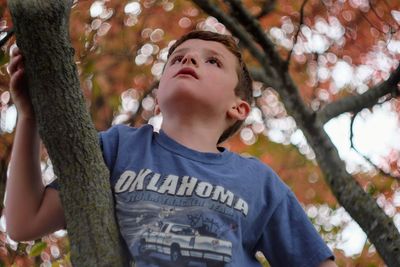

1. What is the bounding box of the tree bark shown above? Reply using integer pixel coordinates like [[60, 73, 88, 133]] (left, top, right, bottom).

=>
[[7, 0, 129, 266]]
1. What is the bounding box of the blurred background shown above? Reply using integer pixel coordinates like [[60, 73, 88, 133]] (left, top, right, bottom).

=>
[[0, 0, 399, 266]]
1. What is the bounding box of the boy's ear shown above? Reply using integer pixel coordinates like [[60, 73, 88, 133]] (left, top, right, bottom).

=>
[[227, 99, 251, 121], [154, 97, 161, 115]]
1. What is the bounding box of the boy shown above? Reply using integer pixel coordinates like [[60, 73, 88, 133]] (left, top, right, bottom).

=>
[[5, 31, 336, 266]]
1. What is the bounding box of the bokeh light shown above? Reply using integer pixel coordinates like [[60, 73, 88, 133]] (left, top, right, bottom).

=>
[[90, 1, 104, 18], [124, 2, 141, 15]]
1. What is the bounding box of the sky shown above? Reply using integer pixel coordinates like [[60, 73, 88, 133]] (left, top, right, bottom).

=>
[[325, 102, 400, 174]]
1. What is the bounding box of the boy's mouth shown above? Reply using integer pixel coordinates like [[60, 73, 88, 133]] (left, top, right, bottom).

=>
[[174, 67, 199, 79]]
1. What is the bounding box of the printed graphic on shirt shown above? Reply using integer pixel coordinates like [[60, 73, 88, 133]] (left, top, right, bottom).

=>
[[114, 168, 248, 267]]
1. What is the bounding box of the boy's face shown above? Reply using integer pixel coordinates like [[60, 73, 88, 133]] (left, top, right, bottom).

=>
[[157, 39, 240, 118]]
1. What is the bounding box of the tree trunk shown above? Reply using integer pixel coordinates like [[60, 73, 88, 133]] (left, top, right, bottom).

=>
[[7, 0, 129, 266]]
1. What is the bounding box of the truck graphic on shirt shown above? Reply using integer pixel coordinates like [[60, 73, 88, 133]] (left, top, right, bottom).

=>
[[138, 222, 232, 266]]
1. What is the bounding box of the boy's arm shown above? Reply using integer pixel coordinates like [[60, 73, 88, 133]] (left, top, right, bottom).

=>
[[4, 116, 65, 241], [4, 46, 65, 241]]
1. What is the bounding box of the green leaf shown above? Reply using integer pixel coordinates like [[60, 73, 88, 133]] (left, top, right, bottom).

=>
[[29, 241, 47, 257]]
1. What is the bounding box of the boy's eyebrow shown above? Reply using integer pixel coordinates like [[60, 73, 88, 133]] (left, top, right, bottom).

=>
[[170, 47, 226, 60], [205, 49, 225, 60]]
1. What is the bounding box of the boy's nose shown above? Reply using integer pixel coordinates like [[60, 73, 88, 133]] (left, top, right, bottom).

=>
[[181, 54, 198, 66]]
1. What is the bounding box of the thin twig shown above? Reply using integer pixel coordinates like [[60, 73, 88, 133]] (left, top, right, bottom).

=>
[[349, 109, 400, 180], [286, 0, 309, 66], [369, 0, 384, 20]]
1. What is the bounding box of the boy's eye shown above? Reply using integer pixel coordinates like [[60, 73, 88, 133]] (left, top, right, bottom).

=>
[[206, 57, 221, 67]]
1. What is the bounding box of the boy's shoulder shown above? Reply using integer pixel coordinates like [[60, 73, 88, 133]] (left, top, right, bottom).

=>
[[99, 124, 154, 154], [229, 150, 289, 189], [102, 123, 152, 134], [100, 123, 153, 141], [230, 151, 275, 174]]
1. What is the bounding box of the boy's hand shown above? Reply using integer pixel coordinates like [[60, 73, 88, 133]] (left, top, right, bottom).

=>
[[7, 45, 34, 119]]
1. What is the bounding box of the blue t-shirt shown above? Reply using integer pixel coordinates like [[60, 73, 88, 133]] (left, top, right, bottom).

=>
[[93, 124, 333, 267]]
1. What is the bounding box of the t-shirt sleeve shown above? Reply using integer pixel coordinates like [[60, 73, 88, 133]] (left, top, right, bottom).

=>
[[98, 125, 120, 174], [257, 191, 334, 267], [46, 179, 60, 191]]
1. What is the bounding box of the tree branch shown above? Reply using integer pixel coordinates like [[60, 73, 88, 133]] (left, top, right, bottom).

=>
[[256, 0, 276, 19], [249, 67, 280, 89], [317, 63, 400, 124], [223, 0, 285, 70]]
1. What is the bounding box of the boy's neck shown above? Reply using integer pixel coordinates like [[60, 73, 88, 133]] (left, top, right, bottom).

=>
[[161, 116, 224, 153]]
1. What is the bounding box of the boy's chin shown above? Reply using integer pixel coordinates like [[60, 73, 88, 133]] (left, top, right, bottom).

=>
[[161, 89, 207, 105], [161, 96, 217, 114]]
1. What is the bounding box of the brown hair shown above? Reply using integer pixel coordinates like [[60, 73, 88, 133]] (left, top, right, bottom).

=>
[[167, 30, 253, 144]]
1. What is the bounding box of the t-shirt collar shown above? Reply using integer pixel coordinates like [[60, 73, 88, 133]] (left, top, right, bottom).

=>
[[155, 129, 232, 164]]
